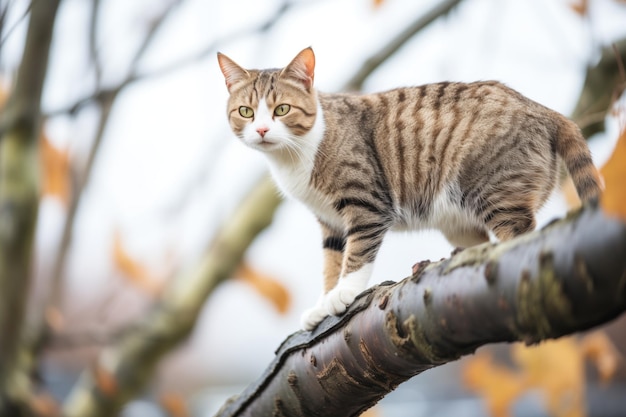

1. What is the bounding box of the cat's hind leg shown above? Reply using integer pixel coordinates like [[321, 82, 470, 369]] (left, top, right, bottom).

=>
[[483, 204, 536, 241]]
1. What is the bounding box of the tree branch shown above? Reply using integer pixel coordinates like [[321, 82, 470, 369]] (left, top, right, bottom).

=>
[[571, 38, 626, 139], [61, 177, 282, 417], [47, 0, 179, 316], [45, 0, 310, 118], [343, 0, 463, 91], [0, 0, 61, 414], [215, 204, 626, 417]]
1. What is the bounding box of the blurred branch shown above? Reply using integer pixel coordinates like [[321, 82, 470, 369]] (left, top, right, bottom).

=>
[[47, 88, 117, 311], [126, 0, 296, 83], [46, 329, 126, 349], [572, 38, 626, 138], [88, 0, 103, 86], [215, 204, 626, 417], [47, 0, 180, 319], [343, 0, 463, 91], [62, 176, 282, 417], [127, 0, 183, 76], [46, 0, 294, 315], [0, 0, 60, 415], [45, 0, 313, 117], [0, 0, 32, 50]]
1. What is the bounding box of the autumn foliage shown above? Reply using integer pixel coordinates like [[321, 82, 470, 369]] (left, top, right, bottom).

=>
[[601, 127, 626, 220], [463, 333, 622, 417]]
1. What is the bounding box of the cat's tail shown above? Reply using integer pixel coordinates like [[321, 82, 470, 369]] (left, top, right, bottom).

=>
[[555, 118, 604, 203]]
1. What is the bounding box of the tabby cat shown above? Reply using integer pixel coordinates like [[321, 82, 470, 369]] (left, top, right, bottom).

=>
[[217, 47, 602, 331]]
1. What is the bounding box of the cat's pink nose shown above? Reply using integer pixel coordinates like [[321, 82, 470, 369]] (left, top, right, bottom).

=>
[[256, 126, 269, 138]]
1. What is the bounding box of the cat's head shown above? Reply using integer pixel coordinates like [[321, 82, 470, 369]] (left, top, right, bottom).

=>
[[217, 47, 319, 154]]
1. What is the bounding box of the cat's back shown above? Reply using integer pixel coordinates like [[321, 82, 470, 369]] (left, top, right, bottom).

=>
[[314, 81, 564, 229], [318, 80, 540, 134]]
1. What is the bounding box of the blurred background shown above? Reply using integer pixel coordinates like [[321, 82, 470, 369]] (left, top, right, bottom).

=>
[[1, 0, 626, 416]]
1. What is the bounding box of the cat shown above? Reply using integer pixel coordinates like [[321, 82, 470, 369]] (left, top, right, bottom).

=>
[[217, 47, 603, 331]]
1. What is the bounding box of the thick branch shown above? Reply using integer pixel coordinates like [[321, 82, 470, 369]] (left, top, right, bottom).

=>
[[215, 204, 626, 417], [0, 0, 61, 413]]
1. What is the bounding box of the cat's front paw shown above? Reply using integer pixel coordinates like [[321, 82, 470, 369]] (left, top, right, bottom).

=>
[[324, 286, 361, 316], [300, 304, 329, 331]]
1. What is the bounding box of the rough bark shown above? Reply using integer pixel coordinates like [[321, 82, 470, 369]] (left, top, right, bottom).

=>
[[215, 203, 626, 417], [0, 0, 61, 414]]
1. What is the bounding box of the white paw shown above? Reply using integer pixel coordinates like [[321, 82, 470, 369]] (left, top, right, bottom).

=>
[[324, 286, 361, 315], [300, 304, 329, 331]]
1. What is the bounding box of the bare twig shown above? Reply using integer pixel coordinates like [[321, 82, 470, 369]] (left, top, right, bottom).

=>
[[343, 0, 463, 91], [88, 0, 103, 86], [127, 0, 182, 77], [48, 89, 118, 311], [0, 0, 32, 50], [45, 0, 317, 118], [47, 0, 181, 315]]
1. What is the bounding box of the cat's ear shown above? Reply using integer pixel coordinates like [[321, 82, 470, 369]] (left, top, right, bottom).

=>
[[217, 52, 250, 93], [281, 47, 315, 90]]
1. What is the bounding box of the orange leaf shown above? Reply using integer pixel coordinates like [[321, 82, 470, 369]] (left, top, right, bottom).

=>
[[372, 0, 385, 8], [0, 83, 8, 108], [0, 81, 72, 205], [561, 176, 581, 209], [93, 364, 117, 397], [581, 331, 622, 383], [29, 392, 59, 417], [570, 0, 588, 15], [360, 406, 382, 417], [468, 337, 622, 417], [160, 392, 190, 417], [237, 263, 291, 314], [45, 306, 65, 332], [600, 128, 626, 219], [512, 340, 585, 417], [39, 133, 72, 205], [462, 352, 528, 417], [112, 229, 164, 297]]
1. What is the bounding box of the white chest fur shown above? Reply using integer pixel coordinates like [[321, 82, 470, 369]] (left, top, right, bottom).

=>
[[265, 102, 343, 229]]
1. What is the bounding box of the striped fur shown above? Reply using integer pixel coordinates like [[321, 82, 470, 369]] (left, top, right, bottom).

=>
[[218, 47, 603, 330]]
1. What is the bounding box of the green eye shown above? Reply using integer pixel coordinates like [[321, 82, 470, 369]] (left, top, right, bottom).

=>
[[239, 106, 254, 118], [274, 104, 291, 116]]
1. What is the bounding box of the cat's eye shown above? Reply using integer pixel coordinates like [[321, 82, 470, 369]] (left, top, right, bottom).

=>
[[239, 106, 254, 118], [274, 104, 291, 116]]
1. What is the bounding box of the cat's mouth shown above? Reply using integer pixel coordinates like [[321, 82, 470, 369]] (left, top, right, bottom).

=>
[[250, 138, 280, 151]]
